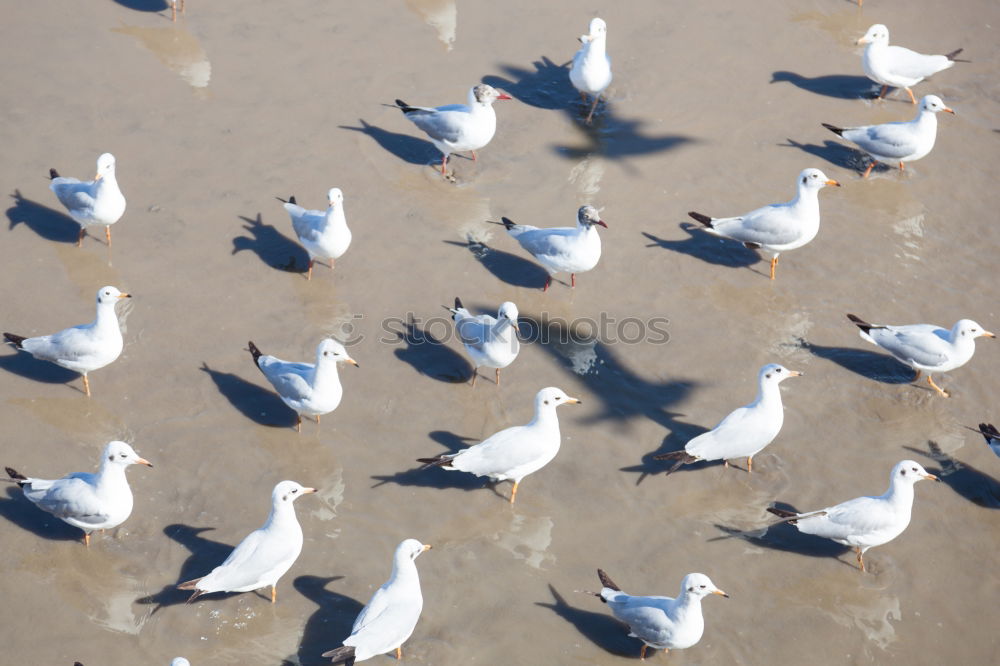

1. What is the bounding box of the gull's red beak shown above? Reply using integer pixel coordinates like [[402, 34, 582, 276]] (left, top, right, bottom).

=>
[[595, 219, 608, 228], [497, 93, 513, 100]]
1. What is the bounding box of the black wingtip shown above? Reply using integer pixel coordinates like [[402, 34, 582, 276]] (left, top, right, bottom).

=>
[[821, 123, 845, 136], [247, 340, 263, 368], [846, 313, 873, 334], [5, 466, 27, 485], [652, 451, 697, 475], [321, 645, 357, 664], [945, 48, 969, 62], [687, 211, 713, 227], [979, 423, 1000, 440], [454, 297, 464, 310], [393, 99, 419, 113], [597, 568, 621, 592], [276, 195, 296, 205], [3, 332, 26, 348], [499, 216, 516, 230], [48, 168, 60, 180], [416, 456, 452, 470], [766, 506, 799, 523]]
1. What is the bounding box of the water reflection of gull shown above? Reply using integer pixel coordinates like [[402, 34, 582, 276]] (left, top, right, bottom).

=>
[[112, 24, 211, 90], [404, 0, 456, 50]]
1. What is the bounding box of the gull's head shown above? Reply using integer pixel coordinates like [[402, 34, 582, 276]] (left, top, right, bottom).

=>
[[96, 285, 131, 306], [920, 95, 955, 115], [953, 319, 995, 341], [856, 24, 888, 46], [799, 168, 840, 190], [95, 153, 116, 180], [473, 84, 512, 105], [583, 18, 607, 42], [317, 338, 359, 367], [498, 301, 521, 334], [273, 480, 317, 504], [103, 440, 153, 468], [397, 538, 432, 563], [892, 460, 939, 484], [760, 363, 803, 385], [577, 204, 608, 229], [682, 573, 728, 599], [327, 188, 344, 207], [536, 386, 582, 408]]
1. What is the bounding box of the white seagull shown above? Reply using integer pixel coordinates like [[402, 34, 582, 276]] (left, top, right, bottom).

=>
[[655, 364, 802, 475], [593, 569, 728, 660], [569, 17, 612, 124], [178, 480, 316, 603], [417, 387, 581, 503], [4, 285, 131, 397], [5, 440, 152, 546], [822, 94, 955, 177], [973, 423, 1000, 459], [387, 84, 511, 175], [247, 338, 359, 432], [277, 188, 352, 280], [857, 24, 966, 104], [446, 297, 520, 387], [322, 539, 431, 664], [689, 168, 839, 280], [767, 460, 939, 572], [493, 205, 607, 291], [847, 313, 994, 397], [49, 153, 126, 247]]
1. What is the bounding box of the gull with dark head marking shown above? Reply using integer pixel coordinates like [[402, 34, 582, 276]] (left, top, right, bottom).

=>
[[277, 188, 351, 280], [387, 84, 511, 175], [5, 440, 152, 546], [570, 17, 612, 123], [178, 480, 316, 604], [766, 460, 939, 572], [322, 539, 431, 664], [655, 363, 801, 475], [591, 569, 728, 660], [445, 297, 520, 387], [4, 285, 131, 397], [491, 205, 607, 291], [49, 153, 126, 247], [247, 338, 358, 432], [857, 24, 966, 104], [688, 168, 839, 280], [417, 387, 580, 503], [846, 313, 994, 397], [822, 94, 954, 177]]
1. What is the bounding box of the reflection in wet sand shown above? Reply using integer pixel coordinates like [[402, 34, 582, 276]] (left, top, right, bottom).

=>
[[112, 25, 211, 90], [404, 0, 457, 50]]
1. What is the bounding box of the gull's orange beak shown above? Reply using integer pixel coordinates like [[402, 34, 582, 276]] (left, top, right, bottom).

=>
[[923, 473, 940, 482], [117, 292, 132, 299], [346, 358, 360, 367], [944, 106, 955, 114], [982, 330, 995, 338], [565, 397, 582, 405], [422, 544, 432, 552], [303, 487, 318, 494], [136, 457, 153, 467], [826, 179, 841, 187], [788, 370, 804, 377], [713, 589, 730, 598]]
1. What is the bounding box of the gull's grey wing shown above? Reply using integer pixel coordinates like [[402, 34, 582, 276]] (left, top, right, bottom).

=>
[[870, 325, 950, 367], [844, 122, 919, 159], [23, 475, 110, 526], [258, 358, 314, 401]]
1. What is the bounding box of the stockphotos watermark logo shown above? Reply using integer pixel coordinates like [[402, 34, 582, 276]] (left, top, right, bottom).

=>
[[331, 312, 671, 347]]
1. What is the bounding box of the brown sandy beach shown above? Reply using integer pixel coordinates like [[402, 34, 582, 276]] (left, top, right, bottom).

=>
[[1, 0, 999, 664]]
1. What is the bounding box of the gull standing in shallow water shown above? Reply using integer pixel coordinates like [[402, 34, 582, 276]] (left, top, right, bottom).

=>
[[822, 94, 955, 177], [387, 84, 511, 175], [846, 313, 994, 397], [178, 480, 316, 603], [767, 460, 939, 572], [591, 570, 728, 660], [5, 440, 152, 546], [492, 205, 607, 291], [3, 285, 131, 397], [49, 153, 126, 247], [277, 188, 351, 280], [655, 364, 802, 475], [247, 338, 359, 432], [688, 168, 839, 280], [446, 297, 520, 387], [857, 24, 966, 104], [322, 539, 431, 664], [417, 387, 580, 503], [569, 17, 612, 124]]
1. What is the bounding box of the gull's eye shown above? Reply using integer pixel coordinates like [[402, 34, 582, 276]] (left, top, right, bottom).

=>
[[120, 453, 127, 458], [699, 584, 706, 589], [292, 488, 298, 494], [555, 396, 561, 401], [776, 368, 783, 373], [911, 467, 918, 472]]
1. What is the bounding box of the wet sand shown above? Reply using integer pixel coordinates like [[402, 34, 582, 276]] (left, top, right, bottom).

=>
[[2, 0, 999, 664]]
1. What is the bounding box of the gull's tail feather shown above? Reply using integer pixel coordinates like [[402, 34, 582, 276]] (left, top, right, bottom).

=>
[[652, 450, 699, 476], [822, 123, 846, 137], [3, 333, 26, 348], [321, 645, 357, 664]]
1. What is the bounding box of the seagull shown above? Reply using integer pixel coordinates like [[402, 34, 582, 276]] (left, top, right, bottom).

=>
[[766, 460, 939, 572], [5, 441, 152, 546], [857, 24, 966, 104], [322, 539, 431, 664], [591, 569, 728, 660], [491, 205, 607, 291], [178, 480, 316, 603], [445, 297, 520, 387], [418, 387, 580, 503], [822, 94, 955, 177], [3, 285, 131, 397], [387, 84, 511, 175], [277, 188, 352, 280], [688, 168, 840, 279], [569, 17, 612, 124], [846, 313, 994, 397], [247, 338, 358, 432], [972, 423, 1000, 459], [49, 153, 126, 247], [655, 364, 802, 475]]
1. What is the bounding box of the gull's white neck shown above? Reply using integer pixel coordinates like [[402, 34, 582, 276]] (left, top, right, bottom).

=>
[[528, 402, 562, 433], [880, 476, 916, 513], [585, 36, 607, 59], [752, 378, 784, 411], [94, 300, 121, 332], [390, 556, 422, 589], [311, 355, 343, 392], [324, 204, 347, 229], [264, 498, 301, 531]]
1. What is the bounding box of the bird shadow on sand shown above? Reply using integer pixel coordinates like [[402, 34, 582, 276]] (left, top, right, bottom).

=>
[[779, 137, 885, 175], [231, 213, 309, 274], [6, 189, 79, 243], [770, 71, 877, 100], [285, 575, 363, 666], [135, 524, 242, 612], [904, 441, 1000, 509], [535, 584, 637, 657], [642, 225, 762, 271], [200, 362, 298, 429], [339, 119, 437, 166], [709, 509, 852, 563], [392, 317, 473, 383], [796, 338, 915, 384], [0, 350, 81, 387], [444, 238, 550, 289], [0, 486, 83, 542]]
